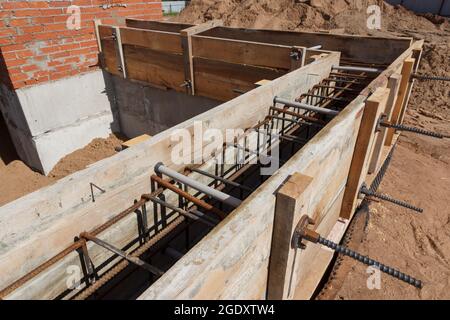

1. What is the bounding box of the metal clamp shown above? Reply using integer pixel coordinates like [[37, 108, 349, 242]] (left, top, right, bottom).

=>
[[292, 215, 317, 249]]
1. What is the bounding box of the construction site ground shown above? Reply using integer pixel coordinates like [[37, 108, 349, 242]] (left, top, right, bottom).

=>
[[0, 0, 448, 299]]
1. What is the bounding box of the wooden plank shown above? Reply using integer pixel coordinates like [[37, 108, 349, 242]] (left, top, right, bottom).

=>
[[123, 45, 185, 91], [0, 53, 339, 298], [122, 134, 152, 149], [399, 47, 423, 124], [125, 19, 193, 33], [120, 27, 183, 54], [385, 58, 415, 146], [113, 26, 126, 78], [101, 39, 120, 76], [199, 27, 412, 65], [267, 173, 314, 300], [191, 35, 294, 70], [194, 57, 285, 101], [94, 20, 102, 52], [368, 74, 401, 173], [180, 21, 223, 95], [340, 88, 390, 219]]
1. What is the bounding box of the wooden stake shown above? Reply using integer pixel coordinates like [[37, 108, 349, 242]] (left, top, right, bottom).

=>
[[340, 87, 390, 219]]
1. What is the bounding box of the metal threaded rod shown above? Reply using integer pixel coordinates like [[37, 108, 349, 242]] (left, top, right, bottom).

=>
[[361, 187, 423, 213], [385, 123, 445, 139], [317, 236, 423, 289], [412, 74, 450, 82]]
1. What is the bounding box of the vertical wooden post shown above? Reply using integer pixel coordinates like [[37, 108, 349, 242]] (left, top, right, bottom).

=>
[[340, 88, 390, 219], [384, 58, 415, 146], [268, 173, 313, 300], [399, 48, 423, 124], [94, 19, 102, 53], [368, 74, 401, 173], [113, 26, 126, 78], [180, 20, 223, 95]]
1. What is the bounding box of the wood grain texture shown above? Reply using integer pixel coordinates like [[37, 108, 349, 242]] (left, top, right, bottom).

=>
[[385, 58, 415, 146], [368, 74, 401, 174], [268, 173, 314, 300], [125, 19, 193, 33], [340, 87, 390, 219], [192, 35, 293, 70]]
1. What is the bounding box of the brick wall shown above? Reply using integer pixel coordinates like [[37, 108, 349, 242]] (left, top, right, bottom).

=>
[[0, 0, 163, 89]]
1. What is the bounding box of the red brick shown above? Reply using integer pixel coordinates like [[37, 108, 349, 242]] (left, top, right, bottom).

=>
[[33, 70, 51, 78], [33, 17, 55, 24], [5, 58, 27, 68], [16, 50, 35, 58], [64, 56, 80, 64], [9, 19, 31, 27], [44, 23, 67, 32], [79, 40, 97, 48], [1, 44, 26, 52], [12, 81, 27, 89], [60, 43, 80, 51], [20, 26, 46, 33], [41, 46, 61, 54], [1, 2, 30, 10], [0, 37, 14, 46], [39, 8, 64, 16], [1, 52, 17, 60], [48, 60, 64, 67], [49, 1, 72, 8], [14, 10, 42, 17], [9, 72, 28, 82], [22, 64, 40, 72], [34, 32, 56, 41], [50, 51, 70, 59], [73, 0, 93, 6], [14, 34, 35, 43]]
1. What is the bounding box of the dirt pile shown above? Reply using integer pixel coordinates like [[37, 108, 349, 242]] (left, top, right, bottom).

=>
[[176, 0, 448, 35], [48, 133, 124, 180], [0, 133, 124, 206]]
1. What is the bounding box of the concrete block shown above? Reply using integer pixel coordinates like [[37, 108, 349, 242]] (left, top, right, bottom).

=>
[[0, 71, 118, 174]]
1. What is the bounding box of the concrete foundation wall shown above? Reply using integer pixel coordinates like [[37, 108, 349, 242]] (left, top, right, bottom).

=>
[[0, 70, 118, 174], [111, 76, 220, 138]]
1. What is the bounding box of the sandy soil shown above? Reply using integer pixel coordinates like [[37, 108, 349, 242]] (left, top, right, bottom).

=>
[[0, 133, 124, 207], [176, 0, 450, 300]]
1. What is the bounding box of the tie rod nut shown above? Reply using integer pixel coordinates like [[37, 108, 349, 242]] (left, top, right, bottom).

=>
[[292, 215, 318, 249]]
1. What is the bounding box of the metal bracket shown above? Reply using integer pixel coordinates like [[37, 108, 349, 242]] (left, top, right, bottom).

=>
[[292, 215, 316, 249]]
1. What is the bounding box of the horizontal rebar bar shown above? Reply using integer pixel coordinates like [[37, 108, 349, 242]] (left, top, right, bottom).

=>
[[333, 65, 382, 73], [274, 96, 339, 116], [155, 163, 242, 208], [81, 232, 164, 276]]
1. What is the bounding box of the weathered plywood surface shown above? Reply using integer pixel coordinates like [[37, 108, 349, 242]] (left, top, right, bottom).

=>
[[125, 19, 193, 33], [194, 57, 286, 101], [120, 27, 183, 54], [340, 88, 390, 219], [199, 27, 412, 65], [192, 35, 294, 70], [368, 74, 401, 174], [0, 53, 339, 297], [124, 45, 185, 91], [138, 93, 365, 300]]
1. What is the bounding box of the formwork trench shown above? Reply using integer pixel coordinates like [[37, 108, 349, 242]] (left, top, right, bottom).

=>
[[0, 20, 422, 300]]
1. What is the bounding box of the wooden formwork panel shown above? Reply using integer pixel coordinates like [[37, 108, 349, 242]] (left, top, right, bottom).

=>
[[0, 52, 339, 300]]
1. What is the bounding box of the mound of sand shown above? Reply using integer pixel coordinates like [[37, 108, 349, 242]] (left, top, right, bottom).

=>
[[175, 0, 448, 35]]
